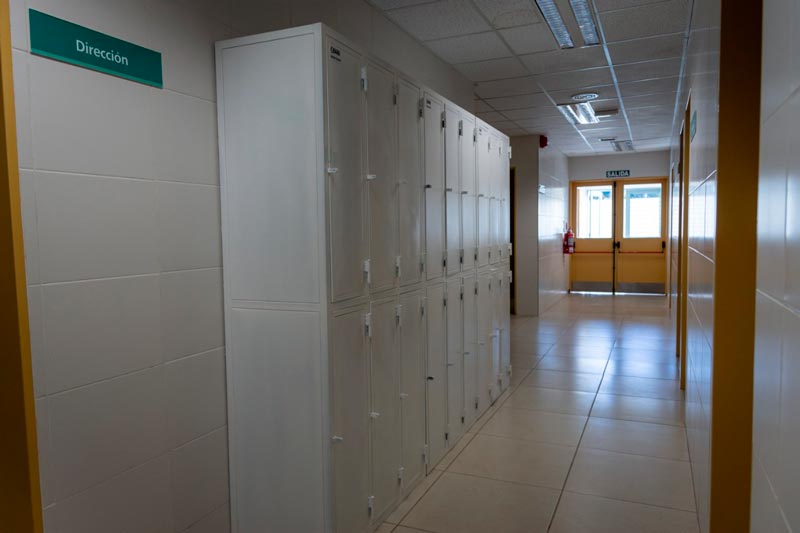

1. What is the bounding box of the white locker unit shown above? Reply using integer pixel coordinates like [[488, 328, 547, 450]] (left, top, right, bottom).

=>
[[499, 269, 512, 391], [216, 24, 511, 533], [424, 94, 446, 281]]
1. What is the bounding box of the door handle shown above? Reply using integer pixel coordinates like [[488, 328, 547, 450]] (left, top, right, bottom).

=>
[[662, 240, 666, 250], [613, 241, 621, 250]]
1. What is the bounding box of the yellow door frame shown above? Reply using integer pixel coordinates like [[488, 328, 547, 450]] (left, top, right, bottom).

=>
[[678, 102, 690, 392], [0, 2, 44, 531]]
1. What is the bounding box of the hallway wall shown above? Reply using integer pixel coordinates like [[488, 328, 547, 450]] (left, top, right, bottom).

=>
[[510, 135, 539, 317], [8, 0, 473, 531], [568, 151, 670, 181], [751, 0, 800, 529], [538, 144, 570, 313]]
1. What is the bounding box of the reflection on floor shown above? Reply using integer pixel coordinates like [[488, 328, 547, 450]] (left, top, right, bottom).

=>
[[378, 293, 698, 533]]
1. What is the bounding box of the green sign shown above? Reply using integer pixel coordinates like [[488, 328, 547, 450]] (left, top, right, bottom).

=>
[[29, 9, 162, 88], [606, 169, 631, 178], [690, 110, 697, 142]]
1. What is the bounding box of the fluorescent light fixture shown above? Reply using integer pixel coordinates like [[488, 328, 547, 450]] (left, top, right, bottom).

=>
[[595, 108, 619, 119], [558, 102, 599, 125], [535, 0, 574, 49], [569, 0, 600, 46]]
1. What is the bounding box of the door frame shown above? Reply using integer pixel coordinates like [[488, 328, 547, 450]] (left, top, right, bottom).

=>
[[0, 2, 44, 531]]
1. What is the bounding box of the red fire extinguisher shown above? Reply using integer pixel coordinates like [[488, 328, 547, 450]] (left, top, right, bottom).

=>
[[563, 228, 575, 254]]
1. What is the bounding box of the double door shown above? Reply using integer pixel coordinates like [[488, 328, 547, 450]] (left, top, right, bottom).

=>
[[570, 178, 668, 293]]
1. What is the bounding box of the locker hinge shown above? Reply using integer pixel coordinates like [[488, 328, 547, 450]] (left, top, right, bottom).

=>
[[445, 432, 449, 442], [420, 254, 425, 274], [367, 495, 375, 516], [473, 127, 477, 143], [396, 255, 402, 279], [474, 397, 479, 409], [474, 281, 478, 295], [461, 415, 465, 424], [364, 312, 372, 338], [393, 82, 398, 105], [360, 66, 368, 92], [398, 466, 405, 484], [458, 120, 463, 136], [474, 248, 478, 262], [443, 255, 447, 269], [418, 98, 424, 118], [488, 249, 492, 261], [459, 249, 464, 265], [421, 298, 426, 316], [363, 259, 371, 285], [460, 285, 464, 300], [443, 293, 447, 307], [395, 304, 403, 327], [423, 444, 430, 465], [441, 111, 446, 129]]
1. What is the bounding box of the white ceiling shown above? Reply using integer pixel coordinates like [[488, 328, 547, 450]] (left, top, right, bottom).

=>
[[368, 0, 690, 155]]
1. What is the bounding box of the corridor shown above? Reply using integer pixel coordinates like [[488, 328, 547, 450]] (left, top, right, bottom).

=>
[[377, 294, 696, 533]]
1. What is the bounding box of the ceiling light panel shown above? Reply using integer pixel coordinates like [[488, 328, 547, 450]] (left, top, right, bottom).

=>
[[569, 0, 600, 45], [535, 0, 574, 48]]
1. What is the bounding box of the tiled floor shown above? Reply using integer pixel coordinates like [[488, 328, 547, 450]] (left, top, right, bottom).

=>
[[379, 294, 699, 533]]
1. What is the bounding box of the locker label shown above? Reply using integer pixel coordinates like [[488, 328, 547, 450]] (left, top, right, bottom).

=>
[[329, 46, 341, 62]]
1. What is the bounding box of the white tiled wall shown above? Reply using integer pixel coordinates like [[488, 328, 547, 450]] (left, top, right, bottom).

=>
[[751, 0, 800, 530], [10, 0, 472, 530], [538, 145, 570, 313]]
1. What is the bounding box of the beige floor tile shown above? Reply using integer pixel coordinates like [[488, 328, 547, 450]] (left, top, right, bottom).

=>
[[581, 417, 689, 461], [392, 527, 431, 533], [591, 394, 685, 426], [600, 374, 683, 401], [610, 348, 677, 363], [546, 344, 613, 359], [480, 407, 587, 446], [606, 359, 679, 380], [521, 369, 603, 392], [509, 366, 533, 386], [505, 386, 595, 415], [512, 337, 561, 352], [448, 433, 575, 489], [434, 432, 475, 471], [550, 492, 699, 532], [375, 523, 396, 532], [565, 448, 696, 511], [615, 337, 676, 350], [401, 472, 559, 533], [510, 353, 541, 370], [384, 470, 443, 524], [536, 355, 608, 374]]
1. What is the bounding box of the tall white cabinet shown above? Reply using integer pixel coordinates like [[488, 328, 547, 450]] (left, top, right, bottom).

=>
[[216, 24, 512, 533]]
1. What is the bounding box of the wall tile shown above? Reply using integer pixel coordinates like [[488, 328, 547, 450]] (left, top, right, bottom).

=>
[[47, 457, 172, 533], [28, 0, 151, 46], [169, 428, 229, 531], [174, 0, 234, 26], [48, 366, 169, 500], [184, 503, 230, 533], [29, 56, 155, 179], [42, 275, 162, 394], [156, 182, 222, 272], [19, 170, 39, 284], [165, 348, 227, 448], [230, 0, 292, 36], [36, 173, 159, 283], [27, 285, 45, 397], [160, 268, 224, 362], [35, 398, 53, 506], [752, 293, 783, 482], [776, 312, 800, 531], [9, 0, 29, 51], [785, 91, 800, 310], [12, 50, 33, 169], [148, 1, 230, 101], [150, 91, 220, 185]]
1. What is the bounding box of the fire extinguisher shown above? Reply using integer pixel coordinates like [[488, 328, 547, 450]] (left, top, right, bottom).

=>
[[563, 228, 575, 254]]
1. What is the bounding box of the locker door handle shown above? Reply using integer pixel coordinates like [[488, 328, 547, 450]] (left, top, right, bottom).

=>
[[427, 376, 435, 381], [461, 190, 468, 195], [332, 435, 344, 443], [463, 352, 470, 356], [446, 187, 453, 192], [400, 393, 409, 399], [425, 184, 433, 189], [447, 362, 456, 367], [369, 411, 381, 419]]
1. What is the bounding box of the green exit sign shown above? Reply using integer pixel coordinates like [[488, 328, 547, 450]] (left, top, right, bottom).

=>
[[29, 9, 163, 88], [606, 169, 631, 178]]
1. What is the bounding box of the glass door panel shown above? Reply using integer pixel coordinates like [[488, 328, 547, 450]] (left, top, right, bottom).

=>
[[571, 181, 614, 292], [615, 180, 667, 293]]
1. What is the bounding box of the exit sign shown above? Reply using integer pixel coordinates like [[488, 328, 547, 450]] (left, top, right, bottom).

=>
[[606, 169, 631, 178]]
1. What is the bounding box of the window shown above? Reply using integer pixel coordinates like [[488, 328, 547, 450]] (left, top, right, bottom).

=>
[[623, 183, 662, 238], [576, 185, 613, 238]]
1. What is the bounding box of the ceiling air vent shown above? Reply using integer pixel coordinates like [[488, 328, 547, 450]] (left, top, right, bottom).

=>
[[611, 140, 635, 152]]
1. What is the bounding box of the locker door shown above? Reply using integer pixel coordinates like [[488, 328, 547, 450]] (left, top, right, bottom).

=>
[[460, 116, 476, 196], [500, 270, 511, 391], [327, 40, 366, 302], [445, 106, 461, 275], [397, 78, 423, 287], [462, 275, 478, 428], [366, 62, 398, 293], [426, 189, 445, 280], [369, 298, 401, 520], [490, 272, 502, 399], [425, 284, 447, 469], [476, 126, 490, 197], [489, 198, 499, 265], [331, 307, 370, 533], [446, 279, 464, 444], [444, 106, 460, 192], [461, 194, 476, 271], [476, 274, 493, 413], [446, 189, 461, 276], [399, 291, 425, 490], [424, 95, 444, 190], [477, 196, 490, 267]]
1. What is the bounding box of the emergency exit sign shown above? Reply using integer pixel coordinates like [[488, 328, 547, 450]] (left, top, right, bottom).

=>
[[29, 9, 163, 88], [606, 169, 631, 178]]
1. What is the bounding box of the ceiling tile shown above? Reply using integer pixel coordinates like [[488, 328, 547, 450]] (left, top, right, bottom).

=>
[[385, 0, 490, 41], [474, 99, 494, 112], [502, 105, 563, 120], [626, 104, 674, 120], [519, 46, 607, 74], [623, 92, 677, 108], [619, 76, 679, 97], [548, 84, 617, 104], [504, 127, 530, 136], [473, 0, 542, 28], [536, 67, 613, 91], [369, 0, 437, 9], [499, 24, 558, 54], [614, 57, 682, 84], [475, 76, 541, 98], [454, 57, 529, 81], [485, 92, 551, 110], [595, 0, 669, 12], [600, 1, 689, 42], [607, 33, 685, 65], [477, 110, 508, 122], [427, 31, 512, 63]]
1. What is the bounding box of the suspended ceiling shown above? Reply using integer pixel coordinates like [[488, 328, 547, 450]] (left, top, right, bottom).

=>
[[368, 0, 690, 155]]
